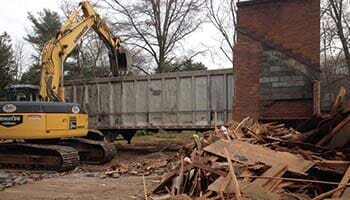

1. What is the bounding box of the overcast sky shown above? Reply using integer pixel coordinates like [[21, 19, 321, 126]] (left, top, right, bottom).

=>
[[0, 0, 232, 71], [0, 0, 58, 41]]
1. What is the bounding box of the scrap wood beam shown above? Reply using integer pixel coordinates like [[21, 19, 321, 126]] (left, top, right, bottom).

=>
[[251, 164, 288, 192], [224, 147, 242, 200], [153, 160, 225, 194], [316, 115, 350, 146], [203, 140, 314, 175], [330, 86, 346, 117], [152, 163, 194, 193], [312, 186, 346, 200], [237, 175, 350, 186], [191, 161, 227, 177], [332, 165, 350, 198]]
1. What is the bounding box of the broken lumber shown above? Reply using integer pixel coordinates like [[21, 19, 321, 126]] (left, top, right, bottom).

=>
[[330, 86, 346, 117], [203, 139, 314, 175], [251, 164, 287, 192], [312, 186, 345, 200], [224, 147, 241, 199], [317, 115, 350, 146], [332, 166, 350, 198]]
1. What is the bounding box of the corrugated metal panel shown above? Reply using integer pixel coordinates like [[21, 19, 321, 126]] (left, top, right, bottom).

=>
[[64, 69, 234, 130]]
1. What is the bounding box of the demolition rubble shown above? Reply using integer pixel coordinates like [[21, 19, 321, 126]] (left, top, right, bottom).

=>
[[151, 88, 350, 199]]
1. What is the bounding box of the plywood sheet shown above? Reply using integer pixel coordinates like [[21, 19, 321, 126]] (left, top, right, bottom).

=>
[[204, 140, 314, 174]]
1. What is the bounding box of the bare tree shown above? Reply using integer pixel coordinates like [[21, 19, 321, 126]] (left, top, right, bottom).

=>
[[320, 0, 350, 107], [324, 0, 350, 73], [104, 0, 206, 73], [13, 42, 27, 82], [206, 0, 237, 65]]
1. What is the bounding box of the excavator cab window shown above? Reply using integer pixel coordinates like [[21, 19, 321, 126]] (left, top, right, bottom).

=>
[[6, 85, 40, 102]]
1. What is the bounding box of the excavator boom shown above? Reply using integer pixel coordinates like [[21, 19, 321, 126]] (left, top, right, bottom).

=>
[[40, 1, 131, 101]]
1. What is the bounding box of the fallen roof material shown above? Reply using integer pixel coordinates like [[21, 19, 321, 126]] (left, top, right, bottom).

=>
[[204, 140, 314, 175], [151, 87, 350, 199]]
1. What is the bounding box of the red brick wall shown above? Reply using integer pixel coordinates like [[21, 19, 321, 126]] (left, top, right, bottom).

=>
[[233, 34, 261, 121], [238, 0, 320, 65], [233, 0, 320, 121], [260, 100, 313, 120]]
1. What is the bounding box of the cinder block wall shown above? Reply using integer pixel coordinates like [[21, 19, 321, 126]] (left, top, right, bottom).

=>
[[233, 0, 320, 121]]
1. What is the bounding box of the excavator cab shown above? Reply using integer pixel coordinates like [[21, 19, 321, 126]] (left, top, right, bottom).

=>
[[6, 85, 40, 102]]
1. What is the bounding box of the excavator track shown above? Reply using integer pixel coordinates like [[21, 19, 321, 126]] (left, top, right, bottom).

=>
[[0, 139, 115, 172], [0, 143, 79, 171], [59, 138, 116, 164]]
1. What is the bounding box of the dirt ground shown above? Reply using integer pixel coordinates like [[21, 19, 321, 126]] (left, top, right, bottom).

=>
[[0, 132, 194, 200], [1, 173, 160, 200]]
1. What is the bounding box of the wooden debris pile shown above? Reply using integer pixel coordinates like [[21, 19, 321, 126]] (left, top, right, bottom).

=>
[[151, 88, 350, 199]]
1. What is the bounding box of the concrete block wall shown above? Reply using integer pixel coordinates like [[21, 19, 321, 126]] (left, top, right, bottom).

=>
[[260, 46, 314, 101], [233, 0, 320, 121]]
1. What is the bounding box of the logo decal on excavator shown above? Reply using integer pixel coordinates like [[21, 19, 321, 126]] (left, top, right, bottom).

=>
[[0, 115, 23, 127], [73, 25, 89, 44], [2, 104, 17, 113]]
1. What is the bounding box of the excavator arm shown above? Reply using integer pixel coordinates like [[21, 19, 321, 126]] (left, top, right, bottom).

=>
[[40, 1, 130, 101]]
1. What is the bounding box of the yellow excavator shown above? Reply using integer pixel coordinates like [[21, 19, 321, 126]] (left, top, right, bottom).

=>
[[0, 1, 130, 171]]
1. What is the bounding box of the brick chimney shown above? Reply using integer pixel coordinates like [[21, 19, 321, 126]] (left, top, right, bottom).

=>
[[233, 0, 321, 121]]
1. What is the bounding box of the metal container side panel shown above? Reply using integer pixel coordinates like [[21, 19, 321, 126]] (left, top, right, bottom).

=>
[[65, 86, 74, 103], [121, 81, 136, 126], [86, 84, 99, 127], [179, 77, 193, 125], [112, 82, 122, 126], [149, 79, 162, 126], [195, 76, 208, 126], [99, 83, 111, 127], [135, 80, 148, 126], [210, 75, 225, 125], [227, 74, 234, 122], [64, 69, 234, 129], [75, 85, 85, 108], [163, 78, 177, 126]]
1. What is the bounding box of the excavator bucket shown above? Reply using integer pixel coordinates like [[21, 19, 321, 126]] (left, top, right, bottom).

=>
[[110, 47, 132, 76], [117, 46, 131, 70]]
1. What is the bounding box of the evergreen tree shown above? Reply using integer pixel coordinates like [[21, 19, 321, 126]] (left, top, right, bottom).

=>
[[21, 9, 61, 85], [0, 32, 15, 99]]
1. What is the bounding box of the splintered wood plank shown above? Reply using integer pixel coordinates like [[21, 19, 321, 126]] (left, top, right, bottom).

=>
[[330, 86, 346, 116], [208, 176, 281, 200], [152, 164, 194, 193], [242, 184, 281, 200], [224, 147, 242, 200], [340, 187, 350, 199], [315, 160, 350, 172], [208, 176, 248, 193], [324, 115, 350, 148], [203, 140, 314, 175], [332, 166, 350, 198], [313, 80, 321, 116], [313, 186, 346, 200], [191, 162, 227, 177], [252, 164, 287, 191]]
